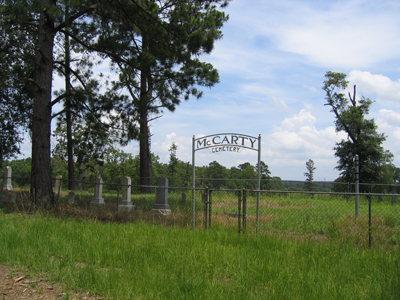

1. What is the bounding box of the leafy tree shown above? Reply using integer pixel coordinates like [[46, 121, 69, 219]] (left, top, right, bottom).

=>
[[322, 71, 393, 190], [52, 119, 118, 189], [304, 159, 316, 192], [52, 0, 102, 191], [204, 161, 228, 189], [0, 1, 36, 166], [99, 149, 136, 186], [3, 0, 120, 204], [267, 176, 286, 191], [168, 142, 179, 177], [236, 162, 257, 189], [256, 161, 271, 178], [3, 0, 230, 202], [30, 0, 97, 204], [4, 158, 32, 187], [227, 162, 260, 189], [256, 161, 273, 189]]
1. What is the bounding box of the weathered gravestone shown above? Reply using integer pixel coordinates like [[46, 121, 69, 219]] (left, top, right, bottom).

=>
[[119, 176, 134, 212], [10, 192, 16, 203], [68, 191, 75, 204], [182, 192, 187, 203], [152, 177, 171, 215], [4, 166, 12, 191], [91, 177, 105, 205], [54, 175, 62, 196]]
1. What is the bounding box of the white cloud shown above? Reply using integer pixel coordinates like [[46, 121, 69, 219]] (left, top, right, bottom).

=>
[[269, 96, 288, 109], [225, 0, 400, 69], [261, 109, 348, 179], [376, 109, 400, 167], [151, 132, 193, 163], [378, 109, 400, 125], [348, 71, 400, 103], [274, 109, 315, 132], [303, 85, 318, 93]]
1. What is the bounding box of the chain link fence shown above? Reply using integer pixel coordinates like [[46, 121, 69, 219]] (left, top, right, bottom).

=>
[[1, 175, 400, 247]]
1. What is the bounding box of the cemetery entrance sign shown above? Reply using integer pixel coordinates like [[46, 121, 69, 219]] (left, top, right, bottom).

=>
[[192, 133, 261, 229], [194, 134, 258, 153]]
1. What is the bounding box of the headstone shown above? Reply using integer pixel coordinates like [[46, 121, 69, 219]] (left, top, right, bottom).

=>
[[54, 175, 62, 195], [152, 177, 171, 215], [68, 191, 75, 204], [91, 177, 105, 205], [182, 192, 187, 203], [119, 176, 134, 212], [10, 192, 16, 203], [4, 166, 12, 191]]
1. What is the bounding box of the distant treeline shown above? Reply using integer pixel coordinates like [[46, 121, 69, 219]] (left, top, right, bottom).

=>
[[3, 156, 399, 194]]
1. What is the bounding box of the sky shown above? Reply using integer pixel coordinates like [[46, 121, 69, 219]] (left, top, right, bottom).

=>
[[18, 0, 400, 181]]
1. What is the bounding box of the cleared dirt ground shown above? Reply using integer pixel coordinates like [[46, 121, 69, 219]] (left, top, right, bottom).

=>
[[0, 264, 102, 300]]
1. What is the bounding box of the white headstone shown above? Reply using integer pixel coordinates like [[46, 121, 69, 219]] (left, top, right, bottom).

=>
[[91, 177, 105, 205], [4, 166, 12, 191], [119, 176, 134, 212]]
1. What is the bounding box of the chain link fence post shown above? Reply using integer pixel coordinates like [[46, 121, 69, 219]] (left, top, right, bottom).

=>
[[368, 194, 372, 248], [355, 155, 359, 218], [208, 189, 212, 229], [203, 187, 208, 230], [238, 189, 241, 233], [243, 189, 247, 234]]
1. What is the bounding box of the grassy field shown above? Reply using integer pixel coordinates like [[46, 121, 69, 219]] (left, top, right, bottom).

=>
[[2, 188, 400, 247], [0, 211, 399, 299]]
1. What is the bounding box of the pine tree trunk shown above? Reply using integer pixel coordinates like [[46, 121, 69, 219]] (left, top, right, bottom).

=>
[[139, 38, 152, 193], [139, 110, 152, 193], [65, 17, 75, 191], [31, 0, 56, 206]]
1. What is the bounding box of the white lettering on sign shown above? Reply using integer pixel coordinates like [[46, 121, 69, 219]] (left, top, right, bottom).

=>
[[195, 133, 258, 152]]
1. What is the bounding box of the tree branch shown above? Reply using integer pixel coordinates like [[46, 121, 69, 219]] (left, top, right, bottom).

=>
[[55, 4, 98, 32], [50, 90, 76, 107], [349, 85, 356, 106], [51, 108, 81, 119], [28, 78, 43, 92], [52, 108, 66, 119], [59, 29, 133, 67], [148, 115, 162, 122]]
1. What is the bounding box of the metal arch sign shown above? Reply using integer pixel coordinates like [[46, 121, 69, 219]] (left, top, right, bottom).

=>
[[194, 133, 259, 153], [191, 133, 262, 229]]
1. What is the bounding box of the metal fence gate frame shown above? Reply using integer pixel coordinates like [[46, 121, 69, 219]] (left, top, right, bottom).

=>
[[202, 188, 248, 234], [192, 133, 261, 230]]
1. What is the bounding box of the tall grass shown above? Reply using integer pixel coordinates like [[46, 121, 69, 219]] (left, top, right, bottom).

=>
[[3, 188, 400, 247], [0, 212, 399, 299]]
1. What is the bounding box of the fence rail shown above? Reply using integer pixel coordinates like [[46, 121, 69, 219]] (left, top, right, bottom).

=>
[[1, 175, 400, 248]]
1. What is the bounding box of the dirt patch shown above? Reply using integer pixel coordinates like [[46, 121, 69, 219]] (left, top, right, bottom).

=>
[[263, 231, 329, 242], [0, 265, 102, 300], [258, 202, 318, 210], [212, 201, 317, 210], [209, 212, 278, 227]]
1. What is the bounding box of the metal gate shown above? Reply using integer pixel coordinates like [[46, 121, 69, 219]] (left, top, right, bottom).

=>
[[203, 188, 247, 233]]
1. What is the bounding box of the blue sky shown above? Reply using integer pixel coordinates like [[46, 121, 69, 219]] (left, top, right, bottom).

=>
[[19, 0, 400, 181]]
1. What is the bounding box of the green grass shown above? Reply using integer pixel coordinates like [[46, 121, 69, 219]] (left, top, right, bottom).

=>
[[0, 212, 400, 299], [205, 191, 400, 245], [3, 188, 400, 246]]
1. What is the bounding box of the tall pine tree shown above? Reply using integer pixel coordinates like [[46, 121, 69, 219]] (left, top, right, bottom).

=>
[[93, 0, 230, 191]]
